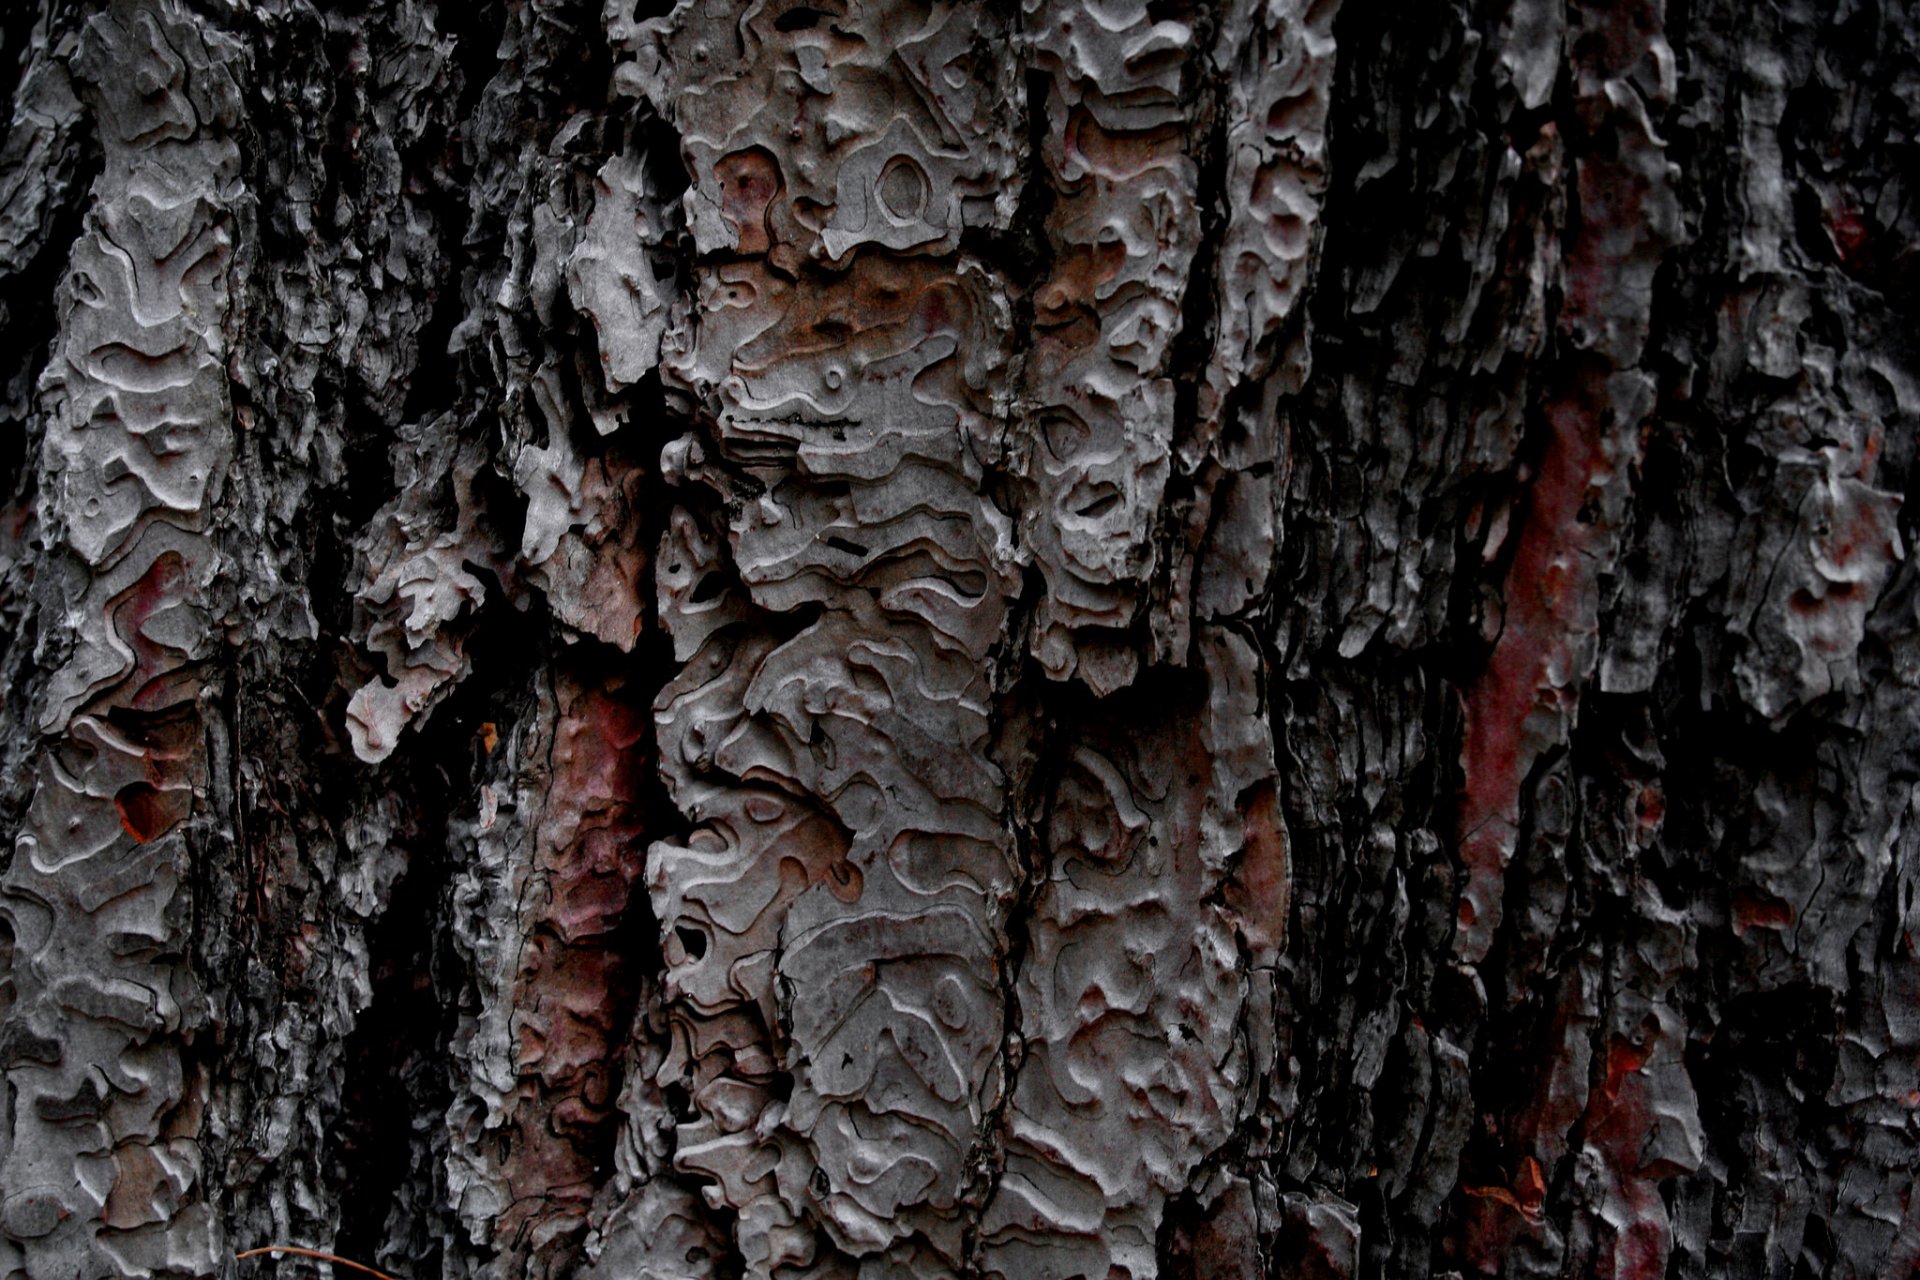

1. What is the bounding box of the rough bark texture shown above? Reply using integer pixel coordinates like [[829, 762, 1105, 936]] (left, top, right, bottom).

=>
[[0, 0, 1916, 1278]]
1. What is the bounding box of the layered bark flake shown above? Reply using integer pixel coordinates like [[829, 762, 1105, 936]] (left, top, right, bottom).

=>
[[444, 665, 653, 1268], [4, 0, 1920, 1278], [609, 0, 1334, 1273], [0, 3, 241, 1275]]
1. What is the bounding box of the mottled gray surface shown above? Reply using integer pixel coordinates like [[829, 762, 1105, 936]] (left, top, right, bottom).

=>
[[0, 0, 1916, 1277]]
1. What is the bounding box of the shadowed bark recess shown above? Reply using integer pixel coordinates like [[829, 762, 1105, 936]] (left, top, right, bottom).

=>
[[1, 0, 1917, 1277]]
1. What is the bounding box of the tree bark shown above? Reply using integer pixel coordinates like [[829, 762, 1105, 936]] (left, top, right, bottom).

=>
[[1, 0, 1916, 1277]]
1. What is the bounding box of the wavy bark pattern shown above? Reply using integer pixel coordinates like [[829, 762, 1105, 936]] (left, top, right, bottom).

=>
[[0, 0, 1916, 1278]]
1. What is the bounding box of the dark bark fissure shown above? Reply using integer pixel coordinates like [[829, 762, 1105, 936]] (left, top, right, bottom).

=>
[[0, 149, 97, 844]]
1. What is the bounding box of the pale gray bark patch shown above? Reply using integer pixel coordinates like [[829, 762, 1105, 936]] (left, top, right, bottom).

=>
[[1, 2, 242, 1274]]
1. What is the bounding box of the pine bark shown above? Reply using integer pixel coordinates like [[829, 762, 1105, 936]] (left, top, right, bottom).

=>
[[0, 0, 1916, 1278]]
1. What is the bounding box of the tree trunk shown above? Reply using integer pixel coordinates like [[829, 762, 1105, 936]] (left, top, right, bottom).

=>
[[1, 0, 1916, 1277]]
